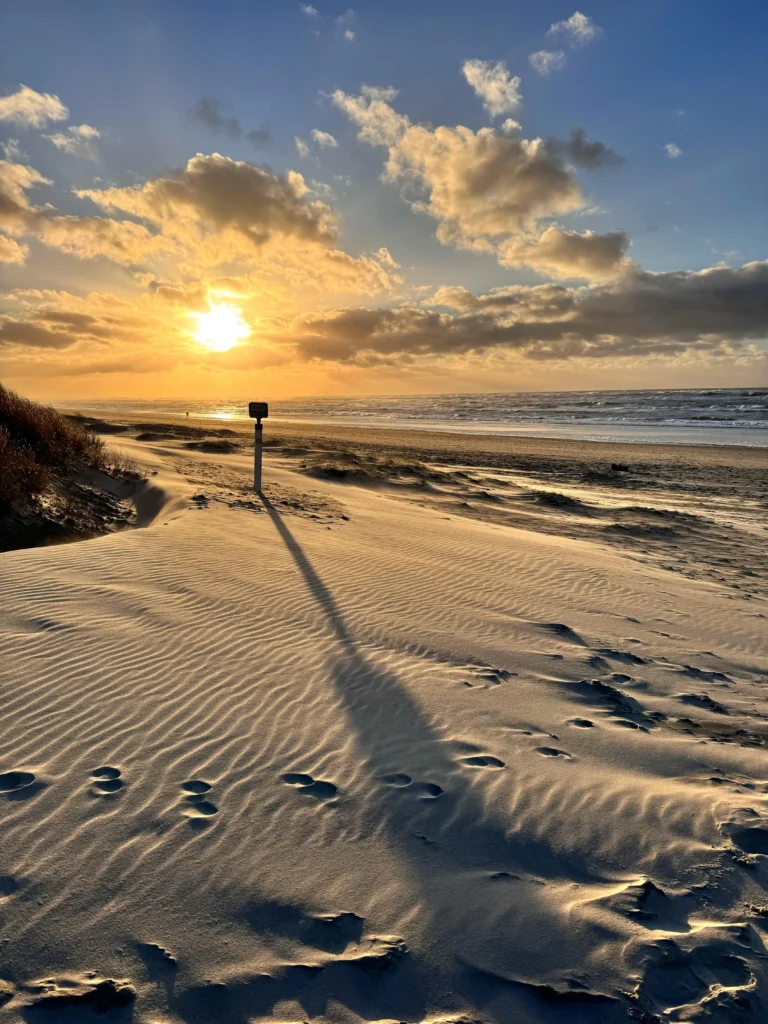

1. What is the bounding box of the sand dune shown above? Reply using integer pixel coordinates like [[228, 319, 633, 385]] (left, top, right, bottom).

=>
[[1, 434, 767, 1022]]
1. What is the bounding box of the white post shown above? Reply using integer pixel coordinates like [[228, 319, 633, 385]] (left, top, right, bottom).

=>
[[254, 420, 263, 493]]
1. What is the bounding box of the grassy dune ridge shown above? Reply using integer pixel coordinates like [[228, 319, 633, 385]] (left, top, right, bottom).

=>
[[0, 383, 107, 506], [0, 384, 141, 550]]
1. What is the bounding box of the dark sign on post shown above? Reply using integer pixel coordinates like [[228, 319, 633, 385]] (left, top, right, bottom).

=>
[[248, 402, 268, 493]]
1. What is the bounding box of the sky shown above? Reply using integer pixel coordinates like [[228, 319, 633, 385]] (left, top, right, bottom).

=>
[[0, 0, 767, 401]]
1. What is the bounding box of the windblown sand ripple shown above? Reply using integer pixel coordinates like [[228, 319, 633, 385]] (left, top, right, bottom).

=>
[[1, 438, 767, 1022]]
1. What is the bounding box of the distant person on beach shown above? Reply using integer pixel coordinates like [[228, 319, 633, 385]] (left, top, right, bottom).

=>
[[186, 411, 189, 418]]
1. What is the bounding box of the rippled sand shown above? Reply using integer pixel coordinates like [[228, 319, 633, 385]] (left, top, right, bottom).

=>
[[1, 429, 767, 1022]]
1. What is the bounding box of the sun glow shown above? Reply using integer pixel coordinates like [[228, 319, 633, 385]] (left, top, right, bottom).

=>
[[193, 302, 250, 352]]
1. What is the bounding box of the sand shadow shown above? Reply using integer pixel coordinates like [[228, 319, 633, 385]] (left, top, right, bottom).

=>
[[165, 498, 638, 1022], [260, 496, 577, 876]]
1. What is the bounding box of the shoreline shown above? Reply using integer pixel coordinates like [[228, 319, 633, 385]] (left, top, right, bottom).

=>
[[70, 408, 768, 471], [60, 407, 768, 449]]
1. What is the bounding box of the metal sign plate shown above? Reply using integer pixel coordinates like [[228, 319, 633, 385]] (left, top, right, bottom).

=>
[[248, 402, 269, 418]]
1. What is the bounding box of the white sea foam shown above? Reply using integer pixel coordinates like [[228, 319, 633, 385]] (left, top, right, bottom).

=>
[[60, 387, 768, 446]]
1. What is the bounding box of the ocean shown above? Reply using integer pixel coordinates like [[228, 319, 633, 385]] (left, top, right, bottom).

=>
[[61, 387, 768, 447]]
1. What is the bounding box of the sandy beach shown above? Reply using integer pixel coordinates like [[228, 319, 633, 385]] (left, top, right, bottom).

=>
[[1, 419, 768, 1023]]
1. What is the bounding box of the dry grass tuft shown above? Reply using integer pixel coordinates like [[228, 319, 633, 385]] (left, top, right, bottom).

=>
[[0, 383, 106, 507]]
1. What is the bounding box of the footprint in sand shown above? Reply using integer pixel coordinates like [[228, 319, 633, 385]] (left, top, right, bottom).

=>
[[538, 622, 588, 646], [90, 767, 123, 795], [0, 770, 37, 795], [461, 755, 506, 769], [0, 876, 20, 899], [536, 747, 572, 758], [180, 780, 218, 818], [381, 774, 442, 798], [381, 773, 412, 787], [461, 665, 515, 688], [282, 773, 338, 800], [411, 782, 443, 799], [181, 780, 211, 795], [569, 718, 594, 728]]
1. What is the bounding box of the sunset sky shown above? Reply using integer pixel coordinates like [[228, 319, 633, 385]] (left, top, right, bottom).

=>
[[1, 0, 767, 400]]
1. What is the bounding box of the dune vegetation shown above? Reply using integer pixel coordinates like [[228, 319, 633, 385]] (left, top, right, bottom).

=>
[[0, 384, 140, 550], [0, 383, 107, 507]]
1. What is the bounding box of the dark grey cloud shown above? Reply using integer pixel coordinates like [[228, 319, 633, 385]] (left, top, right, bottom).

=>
[[0, 306, 144, 351], [548, 127, 625, 169], [246, 127, 271, 149], [0, 318, 75, 348], [192, 98, 272, 149], [285, 261, 768, 364]]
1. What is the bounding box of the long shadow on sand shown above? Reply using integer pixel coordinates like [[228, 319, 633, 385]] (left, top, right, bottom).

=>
[[169, 500, 675, 1022], [260, 498, 579, 876], [246, 499, 627, 1022]]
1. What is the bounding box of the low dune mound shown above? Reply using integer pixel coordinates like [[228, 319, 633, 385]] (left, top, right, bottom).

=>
[[133, 421, 239, 440], [302, 454, 435, 485], [183, 439, 241, 454], [65, 415, 129, 435], [0, 384, 142, 552], [520, 489, 590, 511], [136, 431, 174, 442]]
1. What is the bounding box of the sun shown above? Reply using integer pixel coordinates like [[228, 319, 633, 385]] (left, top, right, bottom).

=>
[[192, 302, 250, 352]]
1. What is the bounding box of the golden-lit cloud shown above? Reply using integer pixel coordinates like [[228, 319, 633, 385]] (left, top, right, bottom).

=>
[[3, 258, 766, 394], [36, 216, 173, 264], [78, 153, 338, 249], [0, 150, 403, 304], [0, 233, 29, 264], [498, 227, 631, 281], [1, 75, 764, 397], [461, 59, 522, 117], [0, 159, 51, 231], [0, 84, 68, 128], [332, 86, 626, 279]]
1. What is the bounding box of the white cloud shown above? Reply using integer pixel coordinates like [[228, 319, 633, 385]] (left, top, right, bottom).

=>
[[461, 59, 522, 117], [548, 11, 602, 47], [295, 136, 310, 158], [300, 3, 319, 17], [310, 179, 335, 197], [664, 143, 683, 159], [0, 84, 69, 128], [529, 50, 566, 75], [337, 8, 357, 35], [1, 139, 24, 161], [311, 129, 338, 148], [45, 124, 101, 160]]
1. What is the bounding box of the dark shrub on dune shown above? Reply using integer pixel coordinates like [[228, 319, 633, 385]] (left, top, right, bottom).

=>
[[0, 383, 105, 508]]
